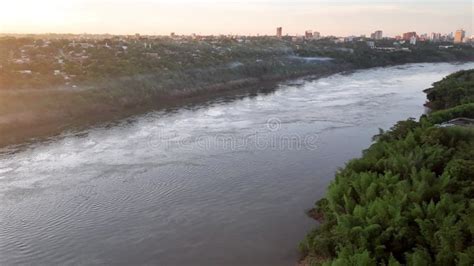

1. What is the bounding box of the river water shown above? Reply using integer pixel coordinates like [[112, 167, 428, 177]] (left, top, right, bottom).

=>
[[1, 62, 473, 265]]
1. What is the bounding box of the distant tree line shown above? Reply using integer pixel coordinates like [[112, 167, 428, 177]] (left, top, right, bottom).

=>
[[1, 37, 473, 90]]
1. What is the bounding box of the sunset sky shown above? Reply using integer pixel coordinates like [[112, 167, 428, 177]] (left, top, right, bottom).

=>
[[0, 0, 472, 36]]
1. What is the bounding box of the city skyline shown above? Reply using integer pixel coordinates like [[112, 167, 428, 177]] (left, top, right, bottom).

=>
[[0, 0, 472, 37]]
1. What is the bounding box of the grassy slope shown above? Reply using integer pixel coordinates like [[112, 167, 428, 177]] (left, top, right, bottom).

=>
[[0, 60, 345, 148]]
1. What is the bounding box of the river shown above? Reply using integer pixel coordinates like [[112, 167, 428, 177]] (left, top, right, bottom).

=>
[[1, 62, 473, 265]]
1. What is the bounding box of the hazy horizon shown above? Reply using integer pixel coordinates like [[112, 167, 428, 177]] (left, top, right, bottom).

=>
[[0, 0, 472, 37]]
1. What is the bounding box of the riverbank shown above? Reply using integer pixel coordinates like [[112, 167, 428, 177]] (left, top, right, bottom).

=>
[[0, 62, 350, 149], [1, 58, 473, 149], [299, 69, 474, 265], [3, 35, 474, 148]]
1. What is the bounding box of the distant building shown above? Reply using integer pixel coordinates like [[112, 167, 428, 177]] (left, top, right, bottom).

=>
[[454, 29, 465, 43], [366, 41, 375, 49], [313, 31, 321, 39], [410, 36, 417, 45], [419, 33, 428, 41], [371, 30, 383, 40], [430, 32, 441, 42], [346, 36, 357, 42], [305, 30, 313, 39], [276, 27, 283, 38], [439, 45, 454, 49], [437, 118, 474, 128], [292, 36, 304, 42], [18, 70, 32, 74], [403, 32, 417, 41]]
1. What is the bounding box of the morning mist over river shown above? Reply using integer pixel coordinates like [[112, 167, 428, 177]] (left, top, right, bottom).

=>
[[1, 62, 473, 265]]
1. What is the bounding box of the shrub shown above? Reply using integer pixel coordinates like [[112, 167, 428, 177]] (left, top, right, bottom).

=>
[[427, 103, 474, 124], [300, 69, 474, 265]]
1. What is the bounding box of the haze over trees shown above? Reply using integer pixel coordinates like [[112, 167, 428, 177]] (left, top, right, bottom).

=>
[[1, 36, 473, 91]]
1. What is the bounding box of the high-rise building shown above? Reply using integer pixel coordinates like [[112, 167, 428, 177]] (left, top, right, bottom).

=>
[[430, 32, 441, 42], [402, 32, 417, 40], [419, 33, 428, 41], [313, 31, 321, 39], [276, 27, 283, 38], [371, 30, 383, 40], [305, 30, 313, 39], [454, 29, 466, 43]]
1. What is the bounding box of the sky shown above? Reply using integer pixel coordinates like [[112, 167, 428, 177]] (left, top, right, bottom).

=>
[[0, 0, 472, 37]]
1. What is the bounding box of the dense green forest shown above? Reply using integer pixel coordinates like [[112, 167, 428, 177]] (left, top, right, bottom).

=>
[[1, 36, 473, 90], [299, 70, 474, 265]]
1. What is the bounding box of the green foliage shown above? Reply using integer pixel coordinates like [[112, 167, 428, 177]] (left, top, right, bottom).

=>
[[424, 70, 474, 111], [300, 70, 474, 265], [428, 103, 474, 124], [1, 37, 473, 91]]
